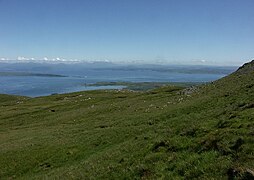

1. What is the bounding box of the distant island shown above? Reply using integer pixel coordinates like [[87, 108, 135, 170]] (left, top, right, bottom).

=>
[[87, 81, 203, 91], [0, 72, 67, 77]]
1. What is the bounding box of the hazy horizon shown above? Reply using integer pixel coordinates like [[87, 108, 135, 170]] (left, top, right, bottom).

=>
[[0, 58, 242, 67]]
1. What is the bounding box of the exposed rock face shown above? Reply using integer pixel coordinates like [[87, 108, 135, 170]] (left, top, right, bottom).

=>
[[180, 86, 199, 95]]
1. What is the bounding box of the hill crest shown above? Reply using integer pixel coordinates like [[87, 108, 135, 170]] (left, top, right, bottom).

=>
[[236, 60, 254, 74]]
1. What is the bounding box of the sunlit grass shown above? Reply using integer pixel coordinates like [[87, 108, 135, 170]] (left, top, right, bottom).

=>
[[1, 62, 254, 179]]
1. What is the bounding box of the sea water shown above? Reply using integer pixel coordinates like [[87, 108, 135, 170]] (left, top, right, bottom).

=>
[[0, 63, 236, 97]]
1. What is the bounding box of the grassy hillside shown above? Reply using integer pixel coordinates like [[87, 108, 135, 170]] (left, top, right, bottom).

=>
[[0, 61, 254, 179]]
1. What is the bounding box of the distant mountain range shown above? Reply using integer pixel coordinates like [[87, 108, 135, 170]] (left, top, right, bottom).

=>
[[0, 61, 237, 76]]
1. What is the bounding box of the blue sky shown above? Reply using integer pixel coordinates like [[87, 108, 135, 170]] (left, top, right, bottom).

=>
[[0, 0, 253, 65]]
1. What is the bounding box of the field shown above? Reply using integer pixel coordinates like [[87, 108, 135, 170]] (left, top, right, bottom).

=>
[[0, 61, 254, 179]]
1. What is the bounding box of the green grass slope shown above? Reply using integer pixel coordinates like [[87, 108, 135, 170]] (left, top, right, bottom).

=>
[[1, 61, 254, 179]]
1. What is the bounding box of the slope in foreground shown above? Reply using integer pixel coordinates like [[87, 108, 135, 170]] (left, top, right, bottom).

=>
[[0, 61, 254, 179]]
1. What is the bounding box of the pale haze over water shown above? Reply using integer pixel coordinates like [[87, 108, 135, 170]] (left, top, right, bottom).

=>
[[0, 62, 236, 97]]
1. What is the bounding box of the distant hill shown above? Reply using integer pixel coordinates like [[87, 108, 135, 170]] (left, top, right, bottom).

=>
[[0, 72, 67, 77], [0, 61, 237, 76], [0, 60, 253, 179]]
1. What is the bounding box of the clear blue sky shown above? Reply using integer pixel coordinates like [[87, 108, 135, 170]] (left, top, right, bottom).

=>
[[0, 0, 253, 65]]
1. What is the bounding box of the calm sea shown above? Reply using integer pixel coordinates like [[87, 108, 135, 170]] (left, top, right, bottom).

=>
[[0, 63, 237, 97]]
